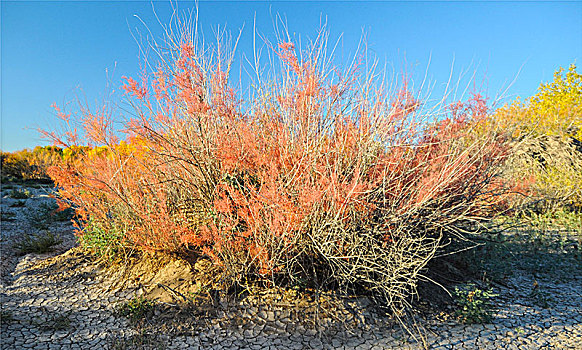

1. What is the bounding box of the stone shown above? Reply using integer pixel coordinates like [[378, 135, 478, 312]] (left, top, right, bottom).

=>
[[309, 338, 323, 349]]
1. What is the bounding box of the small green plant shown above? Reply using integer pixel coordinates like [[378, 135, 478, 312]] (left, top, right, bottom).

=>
[[13, 231, 62, 255], [453, 283, 498, 324], [8, 188, 32, 199], [79, 219, 126, 260], [118, 296, 154, 323]]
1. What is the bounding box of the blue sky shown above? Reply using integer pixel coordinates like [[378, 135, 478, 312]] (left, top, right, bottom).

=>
[[2, 1, 581, 152]]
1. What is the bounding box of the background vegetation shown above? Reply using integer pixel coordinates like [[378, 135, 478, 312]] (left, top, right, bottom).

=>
[[1, 146, 63, 181], [487, 64, 582, 213]]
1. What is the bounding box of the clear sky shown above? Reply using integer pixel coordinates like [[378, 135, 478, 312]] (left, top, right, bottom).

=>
[[2, 1, 581, 152]]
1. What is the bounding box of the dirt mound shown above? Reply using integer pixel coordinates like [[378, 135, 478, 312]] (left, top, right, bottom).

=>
[[25, 248, 216, 304], [100, 252, 217, 304], [23, 247, 93, 278]]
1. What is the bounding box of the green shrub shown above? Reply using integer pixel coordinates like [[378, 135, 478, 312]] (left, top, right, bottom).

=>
[[78, 219, 126, 260], [453, 283, 497, 324], [118, 296, 154, 323]]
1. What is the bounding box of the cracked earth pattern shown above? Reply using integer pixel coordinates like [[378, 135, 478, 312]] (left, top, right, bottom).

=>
[[1, 185, 581, 349]]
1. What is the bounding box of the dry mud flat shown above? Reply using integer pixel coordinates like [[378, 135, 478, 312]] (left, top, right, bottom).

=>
[[1, 185, 581, 349]]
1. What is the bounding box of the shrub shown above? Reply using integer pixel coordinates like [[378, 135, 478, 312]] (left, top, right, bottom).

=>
[[118, 296, 154, 323], [453, 283, 497, 324], [44, 17, 509, 308], [78, 219, 127, 260], [488, 64, 582, 211], [495, 64, 582, 140]]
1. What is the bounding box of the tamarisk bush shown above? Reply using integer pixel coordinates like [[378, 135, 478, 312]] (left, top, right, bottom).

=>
[[44, 20, 509, 307]]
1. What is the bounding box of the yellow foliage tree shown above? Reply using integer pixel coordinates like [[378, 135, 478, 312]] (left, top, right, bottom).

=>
[[495, 63, 581, 140], [492, 64, 582, 210]]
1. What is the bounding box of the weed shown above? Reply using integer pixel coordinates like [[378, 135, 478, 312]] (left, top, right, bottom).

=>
[[118, 296, 154, 323], [8, 188, 31, 199], [14, 231, 62, 255], [529, 281, 553, 308], [79, 219, 126, 260], [453, 283, 498, 324]]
